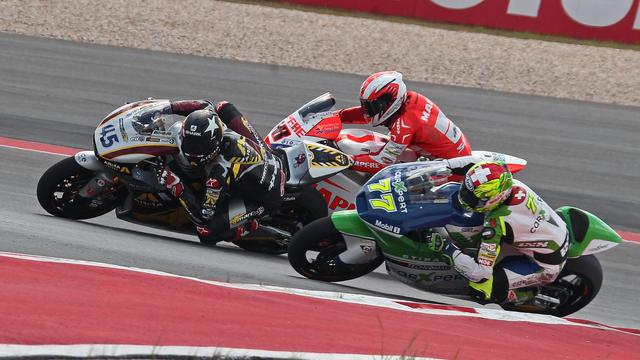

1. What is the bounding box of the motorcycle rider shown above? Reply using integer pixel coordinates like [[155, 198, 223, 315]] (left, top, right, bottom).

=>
[[156, 100, 285, 244], [334, 71, 472, 173], [428, 160, 569, 304]]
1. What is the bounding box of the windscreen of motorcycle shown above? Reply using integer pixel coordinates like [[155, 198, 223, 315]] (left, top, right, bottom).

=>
[[94, 100, 180, 163], [355, 162, 464, 235]]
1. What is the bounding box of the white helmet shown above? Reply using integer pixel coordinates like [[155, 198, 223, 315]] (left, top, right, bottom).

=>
[[359, 71, 407, 126]]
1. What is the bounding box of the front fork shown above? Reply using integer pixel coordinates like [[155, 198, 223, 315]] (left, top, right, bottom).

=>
[[70, 151, 115, 199], [77, 172, 115, 198]]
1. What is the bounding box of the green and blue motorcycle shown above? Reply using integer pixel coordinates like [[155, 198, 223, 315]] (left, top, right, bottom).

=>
[[288, 161, 622, 317]]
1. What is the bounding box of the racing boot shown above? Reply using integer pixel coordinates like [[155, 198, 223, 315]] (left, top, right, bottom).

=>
[[230, 219, 259, 241], [196, 225, 222, 246], [506, 288, 537, 305]]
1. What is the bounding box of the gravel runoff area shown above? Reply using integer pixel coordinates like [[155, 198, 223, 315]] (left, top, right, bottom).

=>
[[1, 0, 639, 107]]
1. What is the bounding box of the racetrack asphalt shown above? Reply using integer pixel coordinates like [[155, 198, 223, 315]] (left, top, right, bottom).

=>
[[0, 32, 638, 328]]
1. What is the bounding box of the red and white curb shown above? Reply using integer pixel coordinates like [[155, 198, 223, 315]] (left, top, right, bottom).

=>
[[0, 345, 440, 360], [1, 251, 638, 359], [1, 251, 635, 331]]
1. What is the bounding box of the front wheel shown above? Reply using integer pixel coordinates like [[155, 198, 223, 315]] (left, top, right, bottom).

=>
[[37, 157, 122, 220], [500, 255, 603, 317], [232, 187, 328, 255], [288, 217, 383, 282]]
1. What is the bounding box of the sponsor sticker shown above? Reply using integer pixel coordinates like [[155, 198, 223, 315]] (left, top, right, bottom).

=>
[[478, 258, 494, 267], [464, 176, 474, 190], [393, 170, 408, 213], [516, 241, 549, 248], [374, 219, 400, 234], [230, 207, 265, 225], [481, 227, 496, 240], [480, 242, 497, 251]]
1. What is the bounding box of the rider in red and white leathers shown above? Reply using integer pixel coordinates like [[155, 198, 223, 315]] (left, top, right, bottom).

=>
[[334, 71, 472, 174]]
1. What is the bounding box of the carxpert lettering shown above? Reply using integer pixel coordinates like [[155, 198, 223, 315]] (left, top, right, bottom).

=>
[[393, 170, 408, 213]]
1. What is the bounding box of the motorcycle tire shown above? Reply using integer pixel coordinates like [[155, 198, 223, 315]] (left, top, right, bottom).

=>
[[232, 186, 328, 255], [288, 216, 384, 282], [37, 156, 122, 220], [500, 255, 603, 317]]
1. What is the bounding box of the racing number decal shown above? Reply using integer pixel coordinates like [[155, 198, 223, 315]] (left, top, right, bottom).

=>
[[99, 125, 119, 147], [369, 194, 397, 212], [367, 178, 391, 192], [367, 179, 397, 212], [271, 123, 291, 142]]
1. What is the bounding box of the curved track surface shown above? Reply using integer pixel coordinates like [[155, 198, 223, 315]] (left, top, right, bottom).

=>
[[0, 33, 638, 328]]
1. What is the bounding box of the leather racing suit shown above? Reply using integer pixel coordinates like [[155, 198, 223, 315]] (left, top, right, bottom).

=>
[[335, 91, 472, 173], [444, 178, 569, 304], [163, 101, 285, 241]]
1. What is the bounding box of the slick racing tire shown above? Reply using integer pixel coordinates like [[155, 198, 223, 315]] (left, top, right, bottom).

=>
[[232, 187, 328, 255], [500, 255, 603, 317], [288, 217, 383, 282], [37, 156, 122, 220]]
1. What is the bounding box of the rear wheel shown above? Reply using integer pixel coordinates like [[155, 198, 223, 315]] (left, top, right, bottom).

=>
[[500, 255, 603, 317], [37, 157, 122, 220], [232, 187, 328, 255], [288, 217, 383, 282]]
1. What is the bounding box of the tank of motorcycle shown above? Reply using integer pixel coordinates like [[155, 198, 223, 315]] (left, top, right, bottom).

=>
[[334, 129, 419, 161], [93, 99, 180, 163], [355, 162, 484, 235]]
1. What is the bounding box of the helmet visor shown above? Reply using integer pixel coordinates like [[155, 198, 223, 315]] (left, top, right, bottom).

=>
[[360, 94, 392, 119], [458, 186, 487, 212], [181, 135, 220, 164]]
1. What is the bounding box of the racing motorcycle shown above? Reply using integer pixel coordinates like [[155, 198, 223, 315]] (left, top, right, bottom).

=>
[[287, 161, 622, 317], [37, 99, 351, 254], [265, 93, 528, 213]]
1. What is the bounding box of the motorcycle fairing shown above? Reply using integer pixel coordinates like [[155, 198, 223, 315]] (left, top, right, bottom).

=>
[[330, 210, 468, 293], [281, 141, 352, 187], [355, 162, 484, 235], [555, 206, 622, 258], [74, 151, 109, 172], [94, 100, 179, 163], [265, 93, 341, 147]]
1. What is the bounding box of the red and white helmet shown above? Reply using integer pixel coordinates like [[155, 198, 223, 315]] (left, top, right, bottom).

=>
[[359, 71, 407, 126]]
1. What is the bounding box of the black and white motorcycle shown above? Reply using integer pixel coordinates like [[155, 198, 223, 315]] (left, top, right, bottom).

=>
[[37, 99, 351, 254]]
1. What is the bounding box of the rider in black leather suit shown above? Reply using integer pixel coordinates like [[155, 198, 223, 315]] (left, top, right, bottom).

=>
[[157, 100, 285, 243]]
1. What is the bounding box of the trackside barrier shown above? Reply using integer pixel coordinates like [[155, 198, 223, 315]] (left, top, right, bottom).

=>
[[277, 0, 640, 44]]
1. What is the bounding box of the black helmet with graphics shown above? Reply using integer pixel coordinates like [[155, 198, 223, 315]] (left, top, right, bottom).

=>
[[180, 109, 225, 165]]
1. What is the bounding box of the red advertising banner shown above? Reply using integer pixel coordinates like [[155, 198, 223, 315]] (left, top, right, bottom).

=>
[[280, 0, 640, 44]]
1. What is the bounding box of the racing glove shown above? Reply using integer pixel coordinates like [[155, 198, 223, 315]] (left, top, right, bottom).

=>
[[157, 167, 184, 197], [425, 232, 457, 265], [445, 155, 484, 175]]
